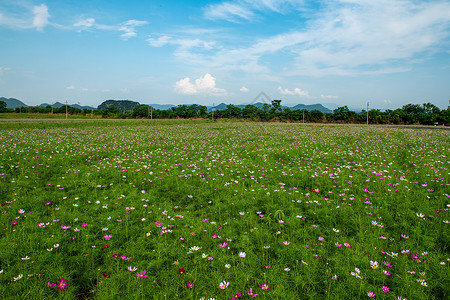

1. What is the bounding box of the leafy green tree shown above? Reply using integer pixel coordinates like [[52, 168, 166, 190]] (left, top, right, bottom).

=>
[[242, 105, 260, 119], [271, 100, 282, 113], [333, 106, 352, 121], [226, 104, 242, 118], [132, 105, 151, 118], [402, 104, 423, 114], [0, 100, 7, 112]]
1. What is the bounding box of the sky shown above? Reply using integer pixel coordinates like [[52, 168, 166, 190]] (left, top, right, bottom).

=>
[[1, 0, 450, 110]]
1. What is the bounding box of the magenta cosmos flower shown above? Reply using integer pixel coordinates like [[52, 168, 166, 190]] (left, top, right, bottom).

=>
[[260, 283, 270, 290], [186, 281, 195, 288], [55, 277, 69, 290], [381, 285, 390, 293], [248, 288, 258, 298], [136, 270, 148, 278]]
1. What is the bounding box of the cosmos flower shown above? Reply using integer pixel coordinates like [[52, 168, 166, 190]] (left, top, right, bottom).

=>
[[219, 281, 229, 289], [55, 277, 69, 290], [260, 283, 270, 290], [248, 288, 257, 298], [238, 252, 246, 258], [367, 291, 375, 297], [178, 268, 185, 275], [136, 270, 148, 278], [381, 285, 390, 293], [186, 281, 195, 288]]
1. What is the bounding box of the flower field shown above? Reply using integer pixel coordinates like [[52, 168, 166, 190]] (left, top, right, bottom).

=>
[[0, 120, 449, 299]]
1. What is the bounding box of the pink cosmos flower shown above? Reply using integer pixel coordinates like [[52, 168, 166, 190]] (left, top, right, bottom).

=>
[[248, 288, 257, 298], [283, 241, 290, 246], [318, 237, 324, 241], [104, 235, 112, 240], [186, 281, 195, 288], [367, 291, 375, 297], [335, 242, 342, 247], [136, 270, 148, 278], [381, 285, 390, 293], [231, 291, 241, 299], [260, 283, 270, 290], [10, 221, 18, 226], [55, 277, 69, 290], [61, 226, 71, 230], [219, 242, 228, 248]]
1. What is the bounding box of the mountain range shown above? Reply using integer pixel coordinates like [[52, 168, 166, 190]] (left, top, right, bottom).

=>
[[1, 97, 334, 113]]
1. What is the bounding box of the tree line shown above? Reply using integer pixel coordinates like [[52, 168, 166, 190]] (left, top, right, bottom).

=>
[[0, 100, 448, 125]]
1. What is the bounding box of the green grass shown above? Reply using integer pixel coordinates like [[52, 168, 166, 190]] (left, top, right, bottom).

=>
[[0, 120, 449, 299]]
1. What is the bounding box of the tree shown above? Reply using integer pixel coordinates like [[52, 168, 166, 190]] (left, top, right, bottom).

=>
[[226, 104, 241, 118], [0, 100, 7, 112], [333, 106, 352, 121], [271, 100, 282, 113], [242, 105, 260, 119], [132, 105, 151, 118], [402, 104, 423, 114], [422, 102, 440, 114]]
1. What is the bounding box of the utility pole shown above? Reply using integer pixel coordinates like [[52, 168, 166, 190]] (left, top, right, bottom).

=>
[[212, 103, 215, 120], [366, 102, 369, 125], [65, 100, 68, 120], [91, 105, 94, 118], [148, 105, 150, 119]]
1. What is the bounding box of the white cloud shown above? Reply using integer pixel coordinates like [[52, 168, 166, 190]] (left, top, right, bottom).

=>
[[383, 99, 392, 103], [321, 94, 338, 99], [278, 86, 309, 97], [240, 86, 249, 92], [194, 0, 450, 77], [120, 88, 130, 94], [32, 4, 50, 31], [204, 0, 304, 22], [204, 2, 255, 22], [82, 88, 88, 92], [66, 85, 75, 90], [119, 20, 148, 39], [0, 3, 50, 31], [147, 35, 172, 47], [174, 73, 227, 96], [74, 18, 95, 30]]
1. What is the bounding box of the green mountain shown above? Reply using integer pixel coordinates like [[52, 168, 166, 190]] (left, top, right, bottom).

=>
[[0, 97, 28, 109], [98, 100, 140, 111], [290, 103, 332, 113]]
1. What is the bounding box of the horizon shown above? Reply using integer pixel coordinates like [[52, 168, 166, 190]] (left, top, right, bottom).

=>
[[1, 1, 450, 110]]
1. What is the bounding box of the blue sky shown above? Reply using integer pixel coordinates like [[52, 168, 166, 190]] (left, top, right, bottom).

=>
[[1, 0, 450, 110]]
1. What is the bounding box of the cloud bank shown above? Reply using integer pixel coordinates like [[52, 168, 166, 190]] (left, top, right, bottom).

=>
[[175, 74, 227, 96]]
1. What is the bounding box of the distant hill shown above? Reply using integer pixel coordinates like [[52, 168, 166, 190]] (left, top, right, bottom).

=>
[[39, 102, 95, 110], [290, 103, 332, 113], [98, 100, 140, 111], [0, 97, 28, 109], [205, 102, 332, 113], [144, 104, 176, 110]]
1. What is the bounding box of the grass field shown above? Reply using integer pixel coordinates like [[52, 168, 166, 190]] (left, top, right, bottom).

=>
[[0, 120, 448, 299]]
